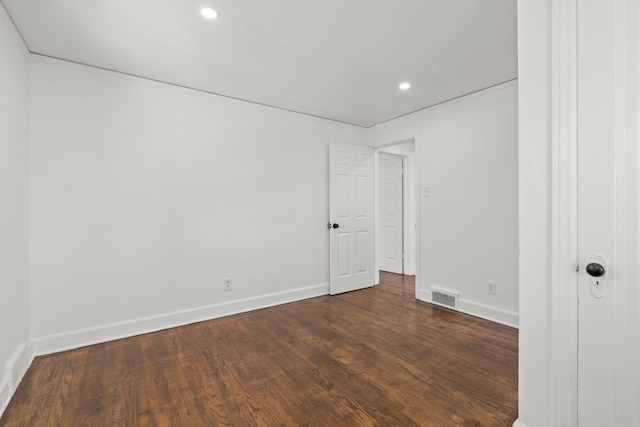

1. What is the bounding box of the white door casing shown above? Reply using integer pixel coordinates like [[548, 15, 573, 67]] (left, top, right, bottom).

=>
[[378, 153, 403, 274], [329, 143, 374, 295], [577, 0, 640, 425]]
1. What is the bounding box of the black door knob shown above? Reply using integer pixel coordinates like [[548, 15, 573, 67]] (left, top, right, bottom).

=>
[[332, 223, 339, 229], [586, 263, 605, 278]]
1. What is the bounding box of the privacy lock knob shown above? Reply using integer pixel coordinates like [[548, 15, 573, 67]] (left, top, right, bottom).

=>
[[586, 262, 605, 278]]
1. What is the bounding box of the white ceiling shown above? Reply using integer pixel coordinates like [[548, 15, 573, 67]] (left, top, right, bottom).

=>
[[1, 0, 517, 128]]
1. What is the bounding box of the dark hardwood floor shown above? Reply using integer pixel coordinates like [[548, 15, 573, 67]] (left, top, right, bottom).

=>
[[0, 273, 518, 426]]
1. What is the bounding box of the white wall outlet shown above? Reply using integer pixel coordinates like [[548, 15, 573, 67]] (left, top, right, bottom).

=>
[[224, 278, 233, 292], [487, 280, 497, 295]]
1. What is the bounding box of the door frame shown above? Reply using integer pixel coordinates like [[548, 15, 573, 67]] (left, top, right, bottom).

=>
[[373, 138, 420, 299], [546, 0, 579, 423], [516, 0, 579, 425]]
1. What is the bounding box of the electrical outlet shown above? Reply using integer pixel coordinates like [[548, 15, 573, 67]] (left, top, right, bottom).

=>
[[224, 278, 233, 292], [487, 280, 497, 295]]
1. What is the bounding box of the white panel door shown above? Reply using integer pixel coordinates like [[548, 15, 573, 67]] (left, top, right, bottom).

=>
[[329, 143, 374, 295], [577, 0, 639, 424], [378, 153, 403, 274]]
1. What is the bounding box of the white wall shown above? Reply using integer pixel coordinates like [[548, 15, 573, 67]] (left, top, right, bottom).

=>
[[368, 81, 519, 327], [0, 5, 31, 415], [28, 57, 366, 353]]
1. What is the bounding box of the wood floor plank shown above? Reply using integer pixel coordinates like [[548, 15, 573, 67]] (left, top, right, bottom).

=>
[[0, 273, 518, 426]]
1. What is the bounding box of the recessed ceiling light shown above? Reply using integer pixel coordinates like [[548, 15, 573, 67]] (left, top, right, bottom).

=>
[[399, 82, 411, 91], [200, 7, 220, 20]]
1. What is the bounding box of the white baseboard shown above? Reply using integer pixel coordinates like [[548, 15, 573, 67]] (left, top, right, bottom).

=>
[[0, 376, 9, 420], [32, 283, 330, 356], [418, 288, 519, 329], [512, 419, 528, 427], [0, 341, 34, 419], [458, 299, 519, 329]]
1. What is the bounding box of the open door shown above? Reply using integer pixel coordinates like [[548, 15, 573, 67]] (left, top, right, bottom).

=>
[[329, 143, 374, 295]]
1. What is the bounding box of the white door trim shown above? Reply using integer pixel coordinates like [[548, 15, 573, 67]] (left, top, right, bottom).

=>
[[549, 0, 579, 424], [611, 1, 640, 423], [516, 0, 578, 425], [401, 156, 417, 276]]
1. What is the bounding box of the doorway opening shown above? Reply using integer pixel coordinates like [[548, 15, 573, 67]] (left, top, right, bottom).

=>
[[375, 139, 416, 285]]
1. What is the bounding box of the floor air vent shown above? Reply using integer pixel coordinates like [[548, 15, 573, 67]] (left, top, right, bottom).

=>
[[431, 288, 459, 310]]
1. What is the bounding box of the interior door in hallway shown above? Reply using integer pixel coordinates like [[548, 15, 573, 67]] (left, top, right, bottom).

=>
[[577, 0, 640, 424], [378, 153, 403, 274], [329, 143, 374, 295]]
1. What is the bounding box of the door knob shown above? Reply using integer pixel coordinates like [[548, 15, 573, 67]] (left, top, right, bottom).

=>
[[332, 223, 339, 229], [586, 262, 605, 278], [327, 222, 340, 230]]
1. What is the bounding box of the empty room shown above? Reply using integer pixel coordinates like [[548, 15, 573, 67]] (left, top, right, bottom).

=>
[[1, 1, 638, 426]]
